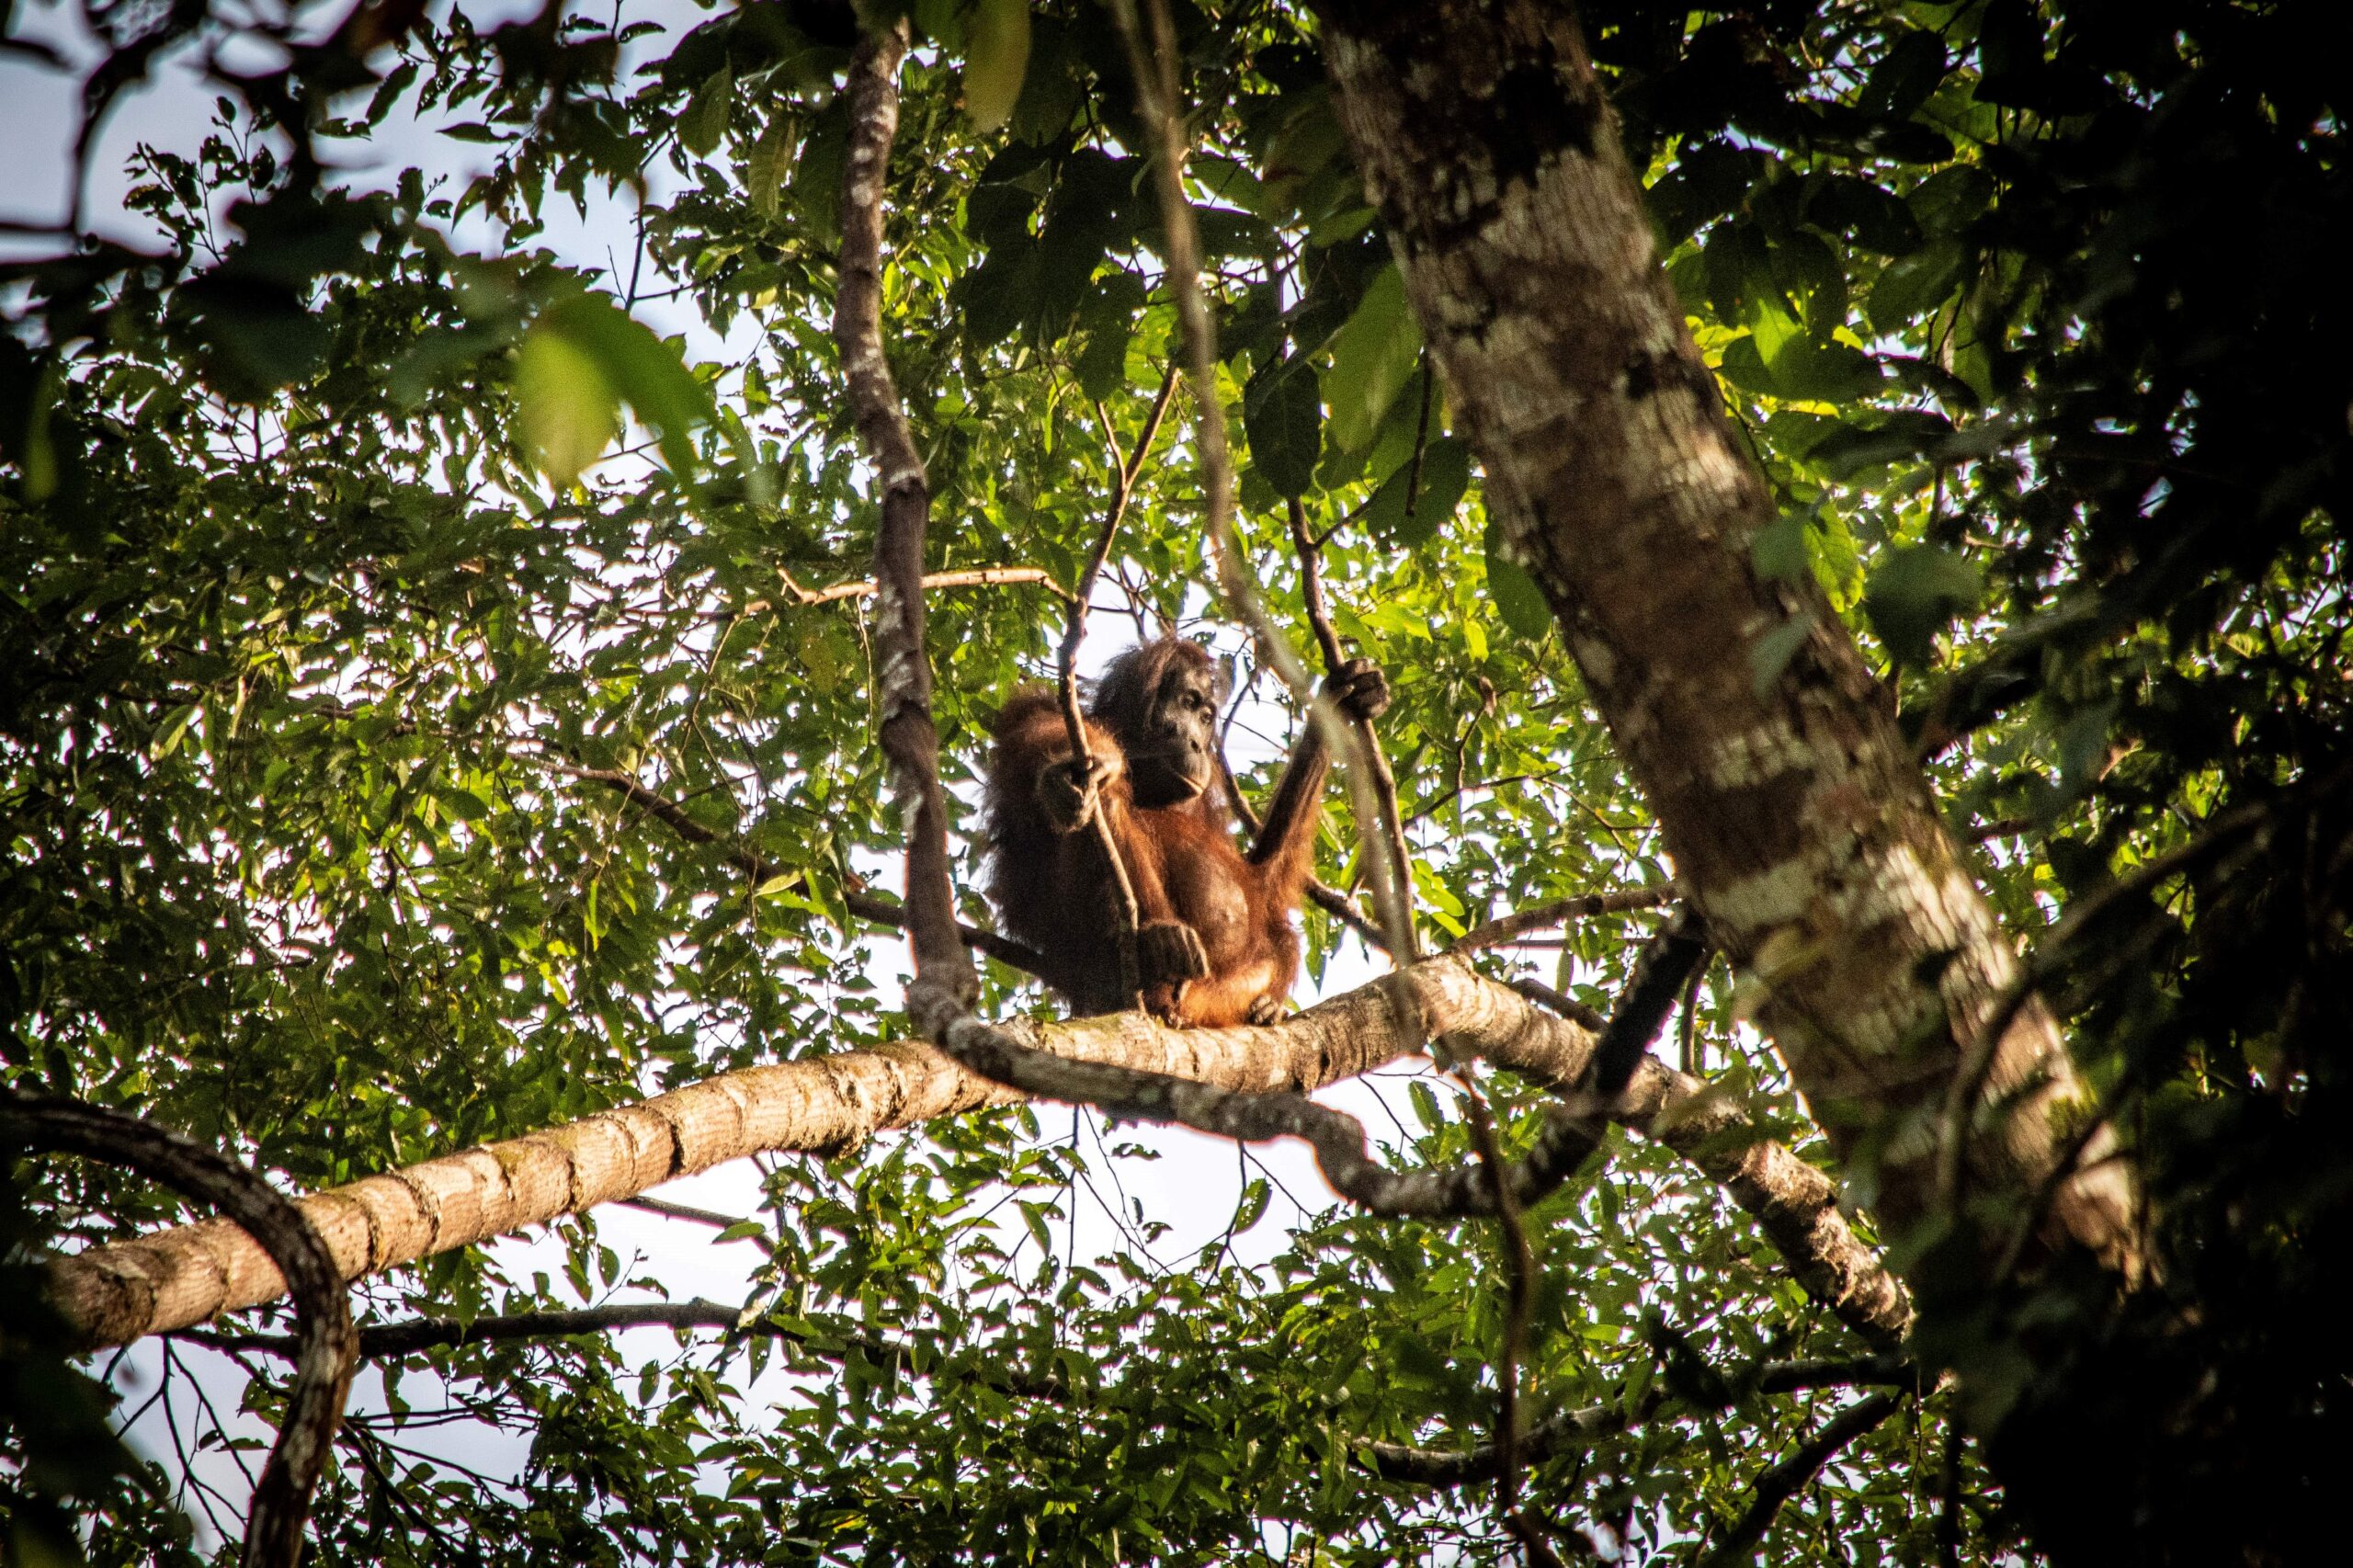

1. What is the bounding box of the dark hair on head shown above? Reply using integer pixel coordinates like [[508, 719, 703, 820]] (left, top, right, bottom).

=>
[[1089, 637, 1226, 722]]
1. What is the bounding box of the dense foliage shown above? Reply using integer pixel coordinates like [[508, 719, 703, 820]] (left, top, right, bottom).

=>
[[2, 0, 2344, 1563]]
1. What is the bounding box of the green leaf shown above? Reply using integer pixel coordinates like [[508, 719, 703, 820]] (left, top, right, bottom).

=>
[[1807, 176, 1924, 256], [1018, 1199, 1054, 1257], [1483, 525, 1553, 640], [1362, 437, 1472, 547], [1804, 411, 1958, 479], [1321, 264, 1421, 455], [680, 64, 733, 158], [515, 321, 620, 484], [1859, 31, 1949, 119], [1767, 338, 1884, 403], [1230, 1178, 1270, 1236], [1864, 545, 1982, 667], [1073, 274, 1144, 401], [536, 291, 715, 482], [747, 113, 792, 222], [1868, 240, 1966, 335], [1244, 352, 1323, 499], [151, 704, 200, 760], [963, 0, 1031, 133], [1907, 168, 1995, 237]]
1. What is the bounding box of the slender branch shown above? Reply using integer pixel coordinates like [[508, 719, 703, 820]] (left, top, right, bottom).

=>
[[3, 1092, 356, 1568], [1458, 1085, 1557, 1564], [1677, 955, 1707, 1075], [1288, 495, 1418, 960], [179, 1300, 1068, 1402], [540, 756, 1050, 977], [1309, 877, 1393, 951], [619, 1195, 759, 1234], [1449, 886, 1677, 956], [752, 565, 1073, 613], [835, 17, 977, 1012], [1054, 362, 1181, 991], [1696, 1392, 1907, 1568], [1358, 1356, 1912, 1486]]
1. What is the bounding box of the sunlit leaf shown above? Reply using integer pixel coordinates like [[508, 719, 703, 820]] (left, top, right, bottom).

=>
[[963, 0, 1031, 133]]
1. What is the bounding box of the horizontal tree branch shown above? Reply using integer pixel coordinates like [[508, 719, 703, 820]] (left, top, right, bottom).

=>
[[1358, 1355, 1912, 1486], [1449, 886, 1677, 955], [40, 960, 1551, 1347], [40, 955, 1903, 1351], [745, 564, 1074, 616], [181, 1297, 1069, 1402]]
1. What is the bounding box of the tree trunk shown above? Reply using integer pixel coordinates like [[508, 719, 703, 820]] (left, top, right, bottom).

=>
[[1313, 0, 2135, 1274]]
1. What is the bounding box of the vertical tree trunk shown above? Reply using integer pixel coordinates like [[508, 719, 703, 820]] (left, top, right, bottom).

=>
[[1310, 1, 2136, 1273]]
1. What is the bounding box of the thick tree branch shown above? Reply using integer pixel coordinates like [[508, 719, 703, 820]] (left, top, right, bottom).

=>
[[2, 1093, 356, 1568], [39, 956, 1901, 1350], [35, 960, 1535, 1347]]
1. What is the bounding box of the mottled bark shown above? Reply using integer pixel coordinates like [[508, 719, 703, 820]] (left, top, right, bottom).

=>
[[1313, 0, 2137, 1274], [3, 1094, 355, 1568], [41, 960, 1896, 1352], [835, 18, 976, 1010]]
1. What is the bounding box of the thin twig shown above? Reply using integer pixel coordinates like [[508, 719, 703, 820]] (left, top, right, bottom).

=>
[[1055, 362, 1182, 994], [1677, 955, 1707, 1075], [1288, 495, 1418, 959], [1357, 1355, 1913, 1485], [1457, 1084, 1560, 1565], [619, 1195, 761, 1234]]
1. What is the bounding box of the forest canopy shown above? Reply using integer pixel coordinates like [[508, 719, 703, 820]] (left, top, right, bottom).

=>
[[1, 1, 2346, 1565]]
